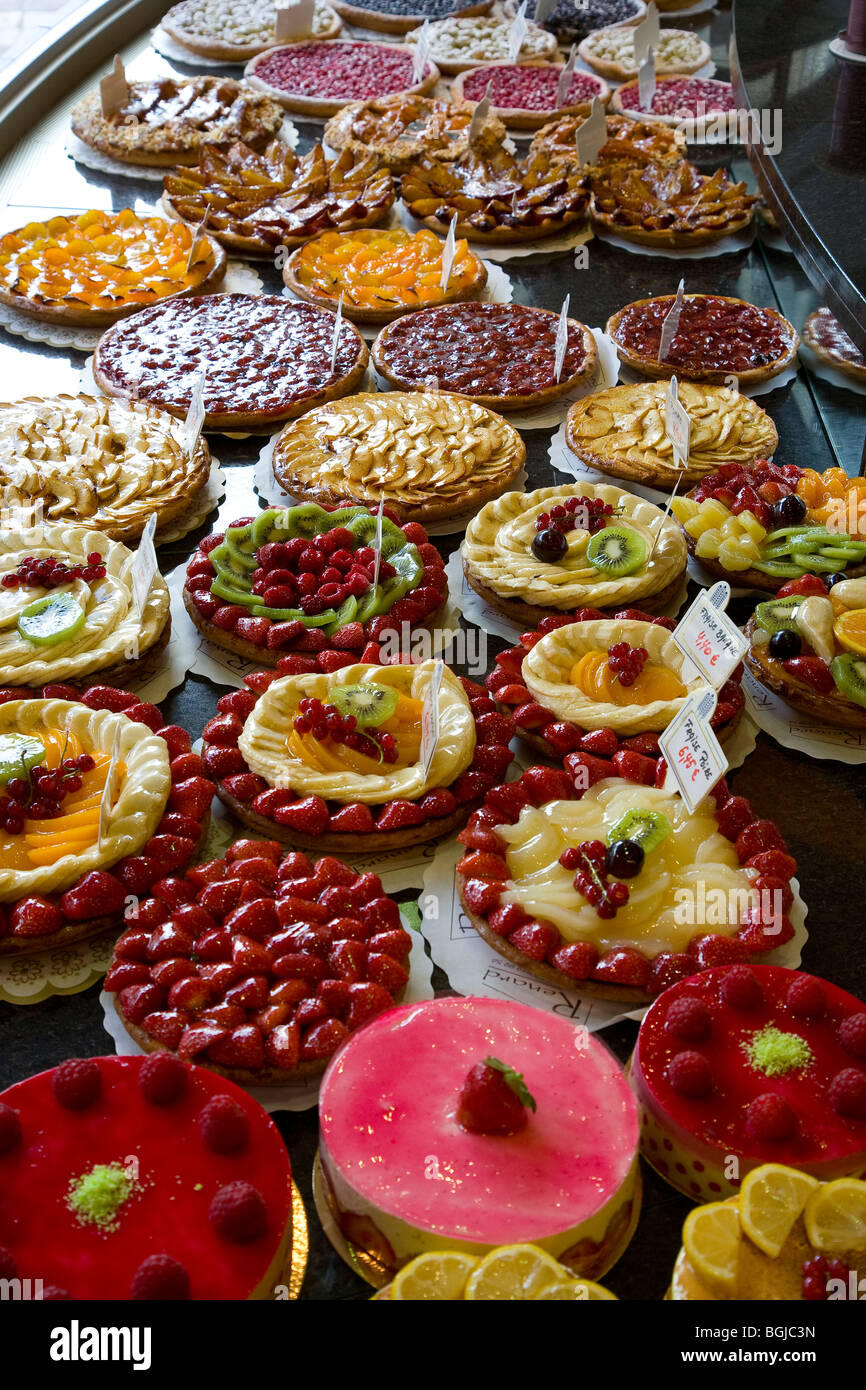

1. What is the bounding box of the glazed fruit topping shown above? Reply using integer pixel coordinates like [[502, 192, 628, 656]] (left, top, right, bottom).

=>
[[462, 63, 603, 113], [0, 1102, 22, 1153], [665, 996, 712, 1043], [560, 839, 630, 919], [2, 553, 106, 589], [667, 1050, 713, 1099], [0, 750, 96, 833], [51, 1058, 102, 1111], [456, 1056, 537, 1136], [535, 496, 614, 536], [131, 1254, 190, 1301], [293, 696, 399, 764], [802, 1254, 851, 1302], [745, 1092, 797, 1141], [253, 42, 430, 102], [606, 641, 649, 688]]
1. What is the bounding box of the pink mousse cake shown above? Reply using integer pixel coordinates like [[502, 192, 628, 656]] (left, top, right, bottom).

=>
[[318, 995, 641, 1278]]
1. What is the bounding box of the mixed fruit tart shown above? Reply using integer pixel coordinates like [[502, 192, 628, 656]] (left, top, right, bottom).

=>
[[670, 1164, 866, 1301], [105, 841, 413, 1082], [244, 41, 438, 118], [611, 76, 738, 137], [461, 484, 688, 627], [587, 157, 758, 251], [486, 608, 744, 760], [322, 94, 506, 175], [330, 0, 493, 34], [318, 996, 641, 1280], [0, 685, 213, 956], [0, 1055, 293, 1299], [450, 62, 610, 132], [183, 502, 448, 666], [405, 15, 558, 74], [456, 760, 798, 1003], [744, 575, 866, 731], [199, 660, 514, 851], [530, 111, 686, 170], [577, 24, 710, 82], [632, 965, 866, 1201], [162, 0, 341, 60], [375, 1243, 616, 1300], [801, 307, 866, 386]]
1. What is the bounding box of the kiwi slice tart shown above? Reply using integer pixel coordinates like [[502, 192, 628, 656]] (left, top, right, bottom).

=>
[[222, 524, 258, 573], [830, 653, 866, 709], [607, 809, 671, 853], [332, 684, 398, 727], [586, 526, 646, 577], [0, 733, 45, 787], [17, 592, 86, 647], [754, 595, 802, 634]]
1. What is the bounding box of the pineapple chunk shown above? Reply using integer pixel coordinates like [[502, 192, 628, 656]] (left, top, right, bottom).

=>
[[718, 539, 754, 571], [671, 497, 699, 523], [738, 512, 767, 543], [695, 529, 722, 559], [698, 498, 732, 529]]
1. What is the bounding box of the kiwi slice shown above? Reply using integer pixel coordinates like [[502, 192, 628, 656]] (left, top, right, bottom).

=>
[[249, 604, 337, 626], [355, 587, 385, 623], [346, 513, 380, 547], [284, 503, 332, 540], [753, 560, 804, 578], [209, 542, 254, 589], [322, 595, 358, 636], [251, 508, 292, 550], [211, 576, 255, 606], [754, 595, 802, 635], [830, 653, 866, 709], [18, 592, 86, 647], [327, 507, 370, 526], [380, 519, 411, 560], [332, 683, 398, 728], [607, 809, 671, 854], [0, 732, 45, 787], [388, 544, 423, 586], [223, 524, 258, 573], [586, 526, 646, 577]]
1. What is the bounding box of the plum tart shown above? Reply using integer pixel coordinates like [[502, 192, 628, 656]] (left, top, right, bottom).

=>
[[451, 62, 610, 132], [322, 94, 505, 175], [577, 24, 710, 82], [162, 0, 341, 61], [588, 158, 758, 250], [244, 41, 438, 118], [802, 307, 866, 386]]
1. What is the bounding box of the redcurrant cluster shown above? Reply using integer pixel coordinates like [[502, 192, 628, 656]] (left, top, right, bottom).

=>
[[608, 642, 649, 687], [560, 840, 630, 920], [801, 1255, 850, 1301], [536, 497, 615, 537], [293, 698, 398, 764], [0, 753, 95, 833], [2, 554, 106, 590]]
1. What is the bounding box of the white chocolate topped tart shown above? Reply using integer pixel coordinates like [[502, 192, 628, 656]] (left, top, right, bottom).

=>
[[456, 761, 798, 1004], [0, 524, 170, 688], [201, 659, 515, 852], [461, 484, 687, 625], [162, 0, 342, 61]]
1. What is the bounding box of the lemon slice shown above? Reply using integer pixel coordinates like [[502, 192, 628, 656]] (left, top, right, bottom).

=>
[[804, 1179, 866, 1253], [464, 1244, 567, 1300], [534, 1279, 617, 1300], [739, 1165, 820, 1258], [390, 1251, 478, 1301], [682, 1202, 740, 1297]]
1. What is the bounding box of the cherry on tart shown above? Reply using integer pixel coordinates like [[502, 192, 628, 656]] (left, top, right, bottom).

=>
[[0, 685, 213, 956], [456, 762, 798, 1004], [244, 41, 439, 119], [0, 1056, 293, 1299], [183, 503, 447, 667], [631, 965, 866, 1203], [318, 996, 641, 1279], [450, 62, 610, 131], [106, 841, 412, 1083]]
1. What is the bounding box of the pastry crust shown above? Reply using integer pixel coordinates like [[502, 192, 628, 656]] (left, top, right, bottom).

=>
[[450, 61, 610, 131], [577, 23, 710, 81], [802, 307, 866, 386], [162, 0, 342, 61], [330, 0, 492, 36], [744, 617, 866, 731], [565, 381, 779, 490], [464, 557, 685, 626], [530, 111, 686, 167], [244, 42, 439, 118], [121, 1017, 332, 1084], [323, 95, 506, 175], [405, 15, 557, 74]]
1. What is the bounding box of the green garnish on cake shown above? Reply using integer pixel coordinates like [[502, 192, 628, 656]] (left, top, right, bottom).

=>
[[743, 1025, 813, 1077]]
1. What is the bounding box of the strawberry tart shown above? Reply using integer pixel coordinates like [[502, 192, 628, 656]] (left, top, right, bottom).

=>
[[317, 995, 641, 1280], [0, 1055, 293, 1299]]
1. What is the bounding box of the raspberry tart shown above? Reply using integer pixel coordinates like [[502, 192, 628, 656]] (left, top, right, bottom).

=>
[[244, 41, 438, 118], [0, 685, 213, 956], [106, 841, 413, 1081], [183, 502, 448, 666], [588, 158, 758, 250], [802, 307, 866, 387], [0, 1055, 293, 1299], [329, 0, 492, 36], [200, 660, 514, 851], [162, 0, 342, 61], [612, 76, 739, 141], [577, 24, 710, 82], [631, 965, 866, 1201], [323, 94, 505, 175], [451, 62, 610, 132], [318, 996, 641, 1279], [93, 296, 369, 432], [462, 484, 688, 627], [456, 762, 798, 1004], [406, 15, 557, 74]]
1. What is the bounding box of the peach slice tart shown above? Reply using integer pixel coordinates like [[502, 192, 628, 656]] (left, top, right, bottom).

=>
[[0, 684, 214, 956], [486, 607, 744, 762], [456, 760, 798, 1004]]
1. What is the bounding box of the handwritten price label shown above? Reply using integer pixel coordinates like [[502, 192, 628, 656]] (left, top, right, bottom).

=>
[[671, 582, 748, 688], [275, 0, 315, 41], [421, 660, 444, 777], [658, 690, 728, 813], [665, 375, 690, 466], [131, 513, 158, 615]]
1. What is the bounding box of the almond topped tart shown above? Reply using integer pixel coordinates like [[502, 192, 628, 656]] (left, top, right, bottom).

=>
[[70, 76, 285, 168], [330, 0, 492, 35], [611, 76, 739, 140], [462, 483, 688, 627], [451, 61, 610, 132], [244, 41, 438, 118], [0, 1056, 295, 1299], [565, 381, 779, 491], [0, 394, 211, 544], [163, 0, 342, 61], [93, 295, 368, 432], [323, 94, 505, 176], [802, 306, 866, 386], [271, 391, 525, 525], [456, 761, 799, 1004], [405, 15, 557, 74], [588, 158, 758, 250], [529, 111, 686, 170], [282, 227, 486, 326], [505, 0, 646, 45], [485, 608, 744, 761], [105, 840, 414, 1082], [577, 23, 710, 82], [372, 303, 597, 410], [0, 210, 225, 329], [200, 659, 514, 852], [0, 684, 214, 956], [184, 502, 447, 666]]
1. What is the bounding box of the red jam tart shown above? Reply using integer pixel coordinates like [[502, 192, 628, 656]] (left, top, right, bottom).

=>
[[631, 965, 866, 1201], [456, 762, 798, 1005], [612, 76, 737, 135], [0, 1055, 293, 1299], [106, 842, 412, 1083], [802, 307, 866, 386], [244, 41, 438, 118], [452, 62, 610, 130]]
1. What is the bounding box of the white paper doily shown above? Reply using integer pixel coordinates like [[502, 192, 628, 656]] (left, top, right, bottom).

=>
[[799, 341, 866, 398], [158, 457, 227, 546], [0, 930, 117, 1006], [548, 420, 670, 505], [151, 24, 244, 66], [617, 356, 800, 400], [743, 667, 866, 765], [593, 220, 755, 259], [757, 222, 794, 254], [65, 117, 298, 182]]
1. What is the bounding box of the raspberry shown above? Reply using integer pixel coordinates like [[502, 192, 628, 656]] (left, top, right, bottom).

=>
[[666, 1051, 713, 1098], [139, 1053, 188, 1106], [665, 997, 712, 1043], [786, 976, 826, 1019], [130, 1254, 191, 1300], [719, 965, 764, 1011], [198, 1096, 250, 1154], [209, 1182, 268, 1243], [839, 1013, 866, 1059], [745, 1092, 797, 1140], [52, 1059, 102, 1110], [828, 1068, 866, 1121], [0, 1103, 21, 1153]]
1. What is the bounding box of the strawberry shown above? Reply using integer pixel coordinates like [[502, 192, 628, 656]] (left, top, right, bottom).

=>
[[223, 899, 278, 940], [197, 961, 242, 992], [317, 886, 354, 916], [275, 653, 319, 675], [268, 979, 309, 1008], [715, 795, 756, 841], [537, 615, 573, 634], [212, 605, 246, 632], [485, 782, 530, 823], [200, 533, 224, 555], [81, 685, 136, 712], [647, 952, 696, 996], [460, 878, 501, 916], [9, 895, 63, 936], [203, 714, 243, 747], [487, 667, 516, 694], [278, 851, 314, 879], [217, 690, 257, 721], [418, 789, 458, 819], [579, 727, 619, 757], [103, 960, 150, 990], [330, 622, 365, 651], [366, 953, 409, 991], [191, 591, 221, 619], [168, 777, 214, 819], [456, 1058, 536, 1135], [654, 757, 669, 788], [168, 977, 212, 1011], [317, 978, 350, 1017], [494, 683, 530, 706], [125, 702, 163, 733], [345, 981, 395, 1030], [512, 702, 550, 731], [178, 1023, 227, 1059], [295, 998, 329, 1028], [207, 1025, 265, 1070], [117, 983, 164, 1023], [487, 904, 529, 937], [197, 879, 243, 916], [363, 897, 401, 932], [564, 751, 610, 791], [235, 617, 270, 645], [593, 948, 650, 988], [611, 749, 657, 786], [452, 770, 494, 804], [116, 857, 160, 896], [456, 852, 510, 880], [345, 872, 382, 906], [542, 722, 582, 755], [150, 958, 197, 988], [551, 941, 599, 980], [170, 902, 216, 934], [300, 1018, 349, 1060], [142, 1012, 186, 1050], [150, 875, 197, 908], [753, 873, 794, 912], [621, 733, 661, 757], [471, 745, 513, 779], [314, 857, 358, 888], [146, 922, 195, 961], [231, 853, 279, 883], [114, 929, 152, 961], [273, 951, 329, 984], [276, 896, 330, 927], [60, 871, 124, 921], [329, 803, 376, 832], [292, 629, 329, 653], [196, 928, 233, 961], [224, 976, 270, 1010], [475, 711, 513, 745], [265, 1022, 301, 1070], [375, 800, 426, 829], [41, 682, 80, 701], [143, 836, 196, 874], [251, 788, 296, 818], [737, 910, 794, 953], [158, 727, 193, 762], [782, 656, 835, 694], [456, 823, 502, 853], [169, 752, 207, 782], [223, 773, 268, 802], [747, 849, 797, 879], [274, 796, 329, 835], [735, 819, 786, 861], [203, 745, 246, 778], [520, 766, 573, 804], [328, 940, 367, 981], [158, 813, 203, 843], [508, 921, 559, 962], [777, 574, 828, 599], [368, 928, 413, 959], [689, 933, 747, 968]]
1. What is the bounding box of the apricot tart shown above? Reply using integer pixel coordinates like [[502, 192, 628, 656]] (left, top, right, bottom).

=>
[[282, 227, 487, 326], [244, 41, 438, 118], [0, 1055, 293, 1299], [530, 111, 686, 170], [322, 94, 505, 175], [577, 24, 710, 82], [565, 382, 778, 491], [632, 965, 866, 1201], [162, 0, 341, 61], [407, 16, 557, 74], [183, 503, 447, 666], [507, 0, 646, 46], [271, 391, 525, 525], [0, 210, 225, 329], [462, 484, 687, 626], [606, 294, 799, 388], [451, 62, 610, 132], [70, 76, 285, 168], [588, 158, 758, 250], [456, 762, 798, 1004], [372, 303, 597, 410], [802, 307, 866, 386], [0, 524, 170, 689], [330, 0, 492, 35], [485, 609, 744, 760], [0, 685, 214, 956], [0, 394, 211, 544], [162, 142, 394, 258], [93, 296, 368, 431], [200, 661, 513, 851], [106, 841, 411, 1082], [612, 76, 738, 139], [318, 996, 641, 1278]]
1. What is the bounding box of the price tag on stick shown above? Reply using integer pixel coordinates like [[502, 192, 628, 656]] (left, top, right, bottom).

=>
[[421, 659, 445, 778], [100, 55, 129, 118], [467, 84, 492, 147], [440, 213, 458, 291], [184, 371, 207, 460], [329, 293, 343, 374], [670, 582, 749, 688], [665, 375, 690, 468], [575, 96, 607, 166], [554, 293, 570, 382], [658, 689, 728, 814], [275, 0, 315, 41], [371, 493, 386, 591], [186, 205, 210, 273], [658, 278, 685, 361], [508, 1, 529, 61], [556, 45, 577, 108], [637, 47, 656, 111], [412, 17, 430, 82], [533, 0, 557, 20], [632, 1, 660, 66], [131, 512, 158, 616]]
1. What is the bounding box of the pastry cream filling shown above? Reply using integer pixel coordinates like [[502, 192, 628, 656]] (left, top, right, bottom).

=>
[[497, 781, 757, 958], [238, 660, 475, 804], [522, 619, 700, 733], [462, 484, 686, 608]]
